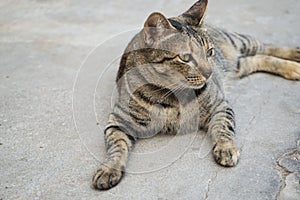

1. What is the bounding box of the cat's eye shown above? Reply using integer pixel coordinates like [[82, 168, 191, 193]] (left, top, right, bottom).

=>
[[178, 53, 192, 62], [206, 47, 215, 58]]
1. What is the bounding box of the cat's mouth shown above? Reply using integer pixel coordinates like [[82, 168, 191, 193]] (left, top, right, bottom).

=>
[[185, 76, 206, 89]]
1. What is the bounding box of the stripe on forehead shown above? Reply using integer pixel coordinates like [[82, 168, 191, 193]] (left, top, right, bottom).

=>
[[159, 33, 179, 44], [168, 18, 206, 46]]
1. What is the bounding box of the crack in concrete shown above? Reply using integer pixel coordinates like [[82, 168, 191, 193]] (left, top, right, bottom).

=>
[[204, 172, 218, 200], [275, 147, 299, 200], [275, 153, 292, 200]]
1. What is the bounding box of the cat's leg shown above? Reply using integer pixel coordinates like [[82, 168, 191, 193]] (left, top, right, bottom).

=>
[[92, 125, 133, 190], [262, 45, 300, 62], [208, 103, 240, 167], [238, 55, 300, 80]]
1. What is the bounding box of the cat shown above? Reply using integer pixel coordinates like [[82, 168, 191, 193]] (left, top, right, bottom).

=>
[[92, 0, 300, 190]]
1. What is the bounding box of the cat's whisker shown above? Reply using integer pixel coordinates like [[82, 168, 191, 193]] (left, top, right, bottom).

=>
[[151, 82, 179, 95], [161, 82, 183, 99]]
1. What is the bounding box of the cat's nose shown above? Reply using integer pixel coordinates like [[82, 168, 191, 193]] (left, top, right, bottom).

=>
[[198, 64, 212, 79], [189, 65, 212, 80]]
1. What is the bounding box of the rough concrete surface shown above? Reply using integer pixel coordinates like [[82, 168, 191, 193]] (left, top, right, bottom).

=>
[[0, 0, 300, 199]]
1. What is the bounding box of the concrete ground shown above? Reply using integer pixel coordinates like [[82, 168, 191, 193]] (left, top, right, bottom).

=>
[[1, 0, 300, 199]]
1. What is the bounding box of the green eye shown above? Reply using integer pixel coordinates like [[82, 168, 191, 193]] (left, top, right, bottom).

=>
[[179, 53, 192, 62], [206, 47, 215, 58]]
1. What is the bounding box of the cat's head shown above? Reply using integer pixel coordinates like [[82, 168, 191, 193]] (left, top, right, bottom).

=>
[[119, 0, 214, 90]]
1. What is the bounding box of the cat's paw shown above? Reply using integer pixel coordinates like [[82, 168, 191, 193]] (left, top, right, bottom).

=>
[[288, 47, 300, 62], [92, 164, 124, 190], [282, 61, 300, 80], [213, 140, 240, 167]]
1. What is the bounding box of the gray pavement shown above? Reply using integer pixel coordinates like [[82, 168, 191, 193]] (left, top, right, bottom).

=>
[[1, 0, 300, 199]]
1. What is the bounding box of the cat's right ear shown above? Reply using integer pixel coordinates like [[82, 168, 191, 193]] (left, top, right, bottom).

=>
[[143, 12, 175, 46], [179, 0, 208, 26]]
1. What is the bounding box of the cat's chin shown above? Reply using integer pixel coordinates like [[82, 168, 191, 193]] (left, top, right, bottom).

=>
[[180, 81, 206, 89], [188, 82, 206, 89], [179, 80, 206, 90]]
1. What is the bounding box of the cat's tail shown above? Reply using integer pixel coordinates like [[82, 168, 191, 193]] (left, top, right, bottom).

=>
[[232, 33, 300, 80]]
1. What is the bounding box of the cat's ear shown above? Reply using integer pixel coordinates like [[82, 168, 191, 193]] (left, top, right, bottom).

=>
[[179, 0, 208, 26], [143, 12, 175, 46]]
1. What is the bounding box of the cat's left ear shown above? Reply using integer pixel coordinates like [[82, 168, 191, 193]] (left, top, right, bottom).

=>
[[143, 12, 175, 46], [179, 0, 208, 26]]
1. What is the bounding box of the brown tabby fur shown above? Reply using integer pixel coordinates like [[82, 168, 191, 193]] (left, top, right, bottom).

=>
[[92, 0, 300, 190]]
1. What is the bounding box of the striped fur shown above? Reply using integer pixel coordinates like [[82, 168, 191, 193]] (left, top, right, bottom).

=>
[[93, 0, 300, 190]]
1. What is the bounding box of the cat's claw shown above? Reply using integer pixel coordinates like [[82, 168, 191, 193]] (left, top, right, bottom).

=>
[[92, 164, 123, 190], [213, 141, 240, 167]]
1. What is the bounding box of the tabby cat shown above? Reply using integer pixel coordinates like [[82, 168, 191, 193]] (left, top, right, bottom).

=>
[[93, 0, 300, 190]]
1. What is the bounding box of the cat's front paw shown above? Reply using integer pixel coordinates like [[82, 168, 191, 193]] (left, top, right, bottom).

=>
[[92, 164, 124, 190], [213, 140, 240, 167]]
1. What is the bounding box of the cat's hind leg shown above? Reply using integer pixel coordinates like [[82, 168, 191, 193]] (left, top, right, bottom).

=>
[[238, 55, 300, 80], [92, 126, 133, 190], [262, 45, 300, 62]]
